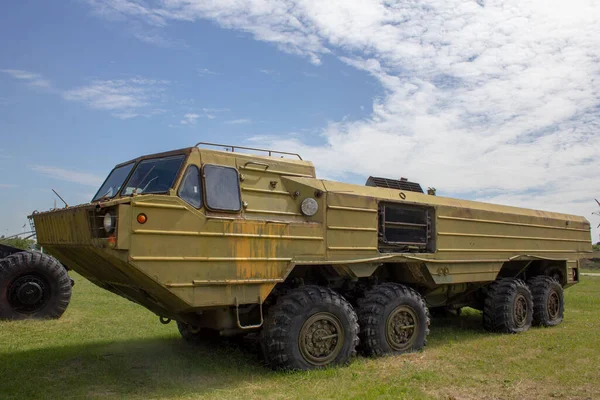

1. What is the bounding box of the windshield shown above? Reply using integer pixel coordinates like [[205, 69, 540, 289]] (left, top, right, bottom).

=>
[[121, 155, 185, 196], [92, 162, 135, 202]]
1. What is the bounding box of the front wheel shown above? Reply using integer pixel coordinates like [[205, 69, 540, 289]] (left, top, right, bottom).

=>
[[357, 283, 430, 357], [260, 285, 359, 370], [0, 252, 72, 320]]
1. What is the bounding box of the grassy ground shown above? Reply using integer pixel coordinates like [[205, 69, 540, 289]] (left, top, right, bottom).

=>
[[1, 274, 599, 400]]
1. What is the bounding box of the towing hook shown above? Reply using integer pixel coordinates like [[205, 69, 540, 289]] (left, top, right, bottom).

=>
[[159, 316, 171, 325]]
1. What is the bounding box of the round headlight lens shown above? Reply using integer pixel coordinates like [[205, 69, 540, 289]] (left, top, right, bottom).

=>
[[300, 198, 318, 216], [103, 212, 114, 233]]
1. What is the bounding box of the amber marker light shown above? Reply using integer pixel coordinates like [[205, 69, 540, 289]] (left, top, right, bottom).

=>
[[107, 234, 116, 248], [137, 213, 147, 224]]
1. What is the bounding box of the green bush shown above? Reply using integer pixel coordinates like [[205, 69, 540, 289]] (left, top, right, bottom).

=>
[[0, 237, 38, 250]]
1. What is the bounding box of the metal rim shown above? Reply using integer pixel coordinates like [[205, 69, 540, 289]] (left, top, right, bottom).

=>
[[547, 290, 560, 321], [386, 305, 418, 351], [513, 293, 528, 328], [7, 274, 51, 313], [298, 312, 344, 366]]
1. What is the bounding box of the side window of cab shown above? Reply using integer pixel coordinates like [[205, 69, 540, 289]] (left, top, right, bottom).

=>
[[178, 165, 203, 208], [203, 164, 241, 212]]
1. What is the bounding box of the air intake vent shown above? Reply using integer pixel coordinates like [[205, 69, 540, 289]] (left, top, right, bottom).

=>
[[366, 176, 423, 193]]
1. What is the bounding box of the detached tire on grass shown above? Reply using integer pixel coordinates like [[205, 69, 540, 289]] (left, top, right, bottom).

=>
[[528, 276, 564, 327], [483, 277, 533, 333], [0, 252, 71, 320], [260, 285, 359, 371], [357, 283, 430, 357]]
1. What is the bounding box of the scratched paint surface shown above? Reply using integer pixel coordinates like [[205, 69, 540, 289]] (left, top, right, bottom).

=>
[[31, 146, 591, 315]]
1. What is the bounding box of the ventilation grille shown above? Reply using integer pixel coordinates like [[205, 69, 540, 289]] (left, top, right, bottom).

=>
[[366, 176, 423, 193]]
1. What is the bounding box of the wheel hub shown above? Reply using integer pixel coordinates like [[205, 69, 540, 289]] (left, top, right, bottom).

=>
[[547, 290, 560, 320], [299, 313, 344, 366], [514, 294, 528, 327], [16, 281, 43, 305], [7, 274, 49, 313], [386, 305, 418, 351]]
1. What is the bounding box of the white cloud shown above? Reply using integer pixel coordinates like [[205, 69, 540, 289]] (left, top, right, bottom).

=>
[[63, 78, 168, 118], [180, 113, 200, 125], [197, 68, 219, 76], [82, 0, 600, 239], [201, 107, 229, 119], [0, 183, 17, 189], [259, 69, 278, 75], [30, 165, 104, 187], [225, 118, 251, 125], [0, 69, 51, 88]]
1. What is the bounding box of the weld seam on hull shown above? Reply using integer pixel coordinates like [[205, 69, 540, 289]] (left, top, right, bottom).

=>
[[438, 215, 589, 232], [327, 226, 378, 232], [245, 209, 303, 216], [432, 270, 499, 276], [131, 256, 293, 262], [438, 231, 590, 242], [133, 229, 322, 240], [437, 249, 579, 253], [239, 166, 313, 178], [241, 187, 290, 196], [166, 278, 284, 288], [327, 246, 378, 251], [327, 205, 377, 213], [132, 202, 187, 210]]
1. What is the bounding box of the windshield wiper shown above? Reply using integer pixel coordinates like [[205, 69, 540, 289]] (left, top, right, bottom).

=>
[[96, 187, 115, 202], [133, 166, 156, 195]]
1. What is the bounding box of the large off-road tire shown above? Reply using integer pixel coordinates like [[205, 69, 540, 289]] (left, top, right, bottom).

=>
[[357, 283, 430, 357], [483, 278, 533, 333], [0, 252, 71, 320], [260, 285, 359, 370], [528, 276, 564, 327]]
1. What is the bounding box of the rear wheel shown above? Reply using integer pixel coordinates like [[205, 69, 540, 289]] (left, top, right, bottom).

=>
[[357, 283, 430, 357], [260, 285, 359, 370], [483, 278, 533, 333], [0, 252, 71, 320], [528, 276, 564, 327]]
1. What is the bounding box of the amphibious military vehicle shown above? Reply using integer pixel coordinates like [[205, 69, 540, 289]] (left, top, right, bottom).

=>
[[25, 142, 591, 369]]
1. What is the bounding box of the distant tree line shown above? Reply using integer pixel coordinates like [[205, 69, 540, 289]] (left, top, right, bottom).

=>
[[0, 236, 39, 250]]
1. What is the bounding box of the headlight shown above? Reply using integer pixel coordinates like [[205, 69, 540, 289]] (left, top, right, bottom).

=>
[[300, 198, 318, 216], [103, 212, 115, 233]]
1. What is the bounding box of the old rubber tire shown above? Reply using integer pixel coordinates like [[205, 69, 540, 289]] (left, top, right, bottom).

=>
[[483, 278, 533, 333], [260, 285, 359, 370], [357, 283, 430, 357], [176, 321, 220, 343], [528, 276, 564, 327], [0, 252, 71, 320]]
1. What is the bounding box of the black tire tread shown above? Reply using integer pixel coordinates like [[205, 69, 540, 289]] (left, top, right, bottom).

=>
[[0, 251, 71, 320], [528, 275, 564, 327], [483, 277, 532, 333], [357, 283, 430, 357], [261, 285, 359, 370]]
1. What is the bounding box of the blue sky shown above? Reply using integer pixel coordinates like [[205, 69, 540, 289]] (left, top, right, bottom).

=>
[[1, 0, 599, 241]]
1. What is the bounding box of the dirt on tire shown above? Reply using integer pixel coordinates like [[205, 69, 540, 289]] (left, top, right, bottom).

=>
[[260, 285, 359, 370], [357, 283, 430, 357], [483, 278, 533, 333]]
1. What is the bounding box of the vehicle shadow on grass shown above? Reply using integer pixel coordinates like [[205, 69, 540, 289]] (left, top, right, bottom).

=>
[[0, 311, 494, 399], [426, 307, 489, 349], [0, 335, 269, 399]]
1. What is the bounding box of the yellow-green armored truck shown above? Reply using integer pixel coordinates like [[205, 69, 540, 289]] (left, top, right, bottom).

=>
[[20, 143, 591, 369]]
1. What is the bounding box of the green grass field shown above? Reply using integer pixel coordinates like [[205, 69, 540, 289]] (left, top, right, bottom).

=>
[[1, 274, 599, 400]]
